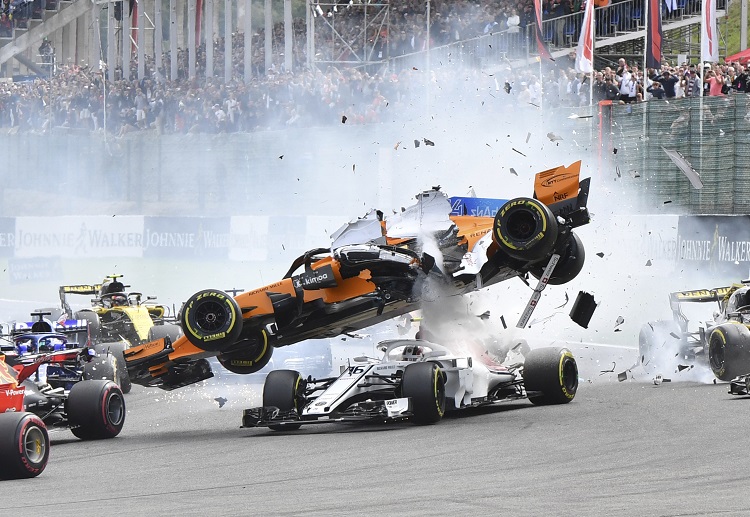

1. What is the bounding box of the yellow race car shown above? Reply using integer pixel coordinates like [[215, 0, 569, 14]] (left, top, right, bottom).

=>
[[125, 162, 591, 390]]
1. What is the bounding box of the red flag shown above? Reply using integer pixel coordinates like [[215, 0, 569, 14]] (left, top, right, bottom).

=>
[[534, 0, 553, 61]]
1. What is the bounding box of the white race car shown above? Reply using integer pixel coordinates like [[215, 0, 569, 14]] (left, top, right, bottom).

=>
[[242, 339, 578, 429]]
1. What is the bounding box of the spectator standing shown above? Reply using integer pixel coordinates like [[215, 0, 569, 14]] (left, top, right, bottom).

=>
[[647, 81, 666, 99], [657, 70, 679, 98], [705, 69, 724, 96], [685, 69, 702, 97]]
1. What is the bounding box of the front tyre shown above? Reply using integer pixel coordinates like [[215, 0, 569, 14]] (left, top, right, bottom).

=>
[[67, 380, 126, 440], [493, 197, 558, 263], [182, 289, 243, 352], [401, 362, 446, 425], [0, 413, 49, 479], [263, 369, 306, 431], [708, 324, 750, 381], [523, 347, 578, 405]]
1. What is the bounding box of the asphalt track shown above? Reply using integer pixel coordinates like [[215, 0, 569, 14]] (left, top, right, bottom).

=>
[[1, 343, 748, 517]]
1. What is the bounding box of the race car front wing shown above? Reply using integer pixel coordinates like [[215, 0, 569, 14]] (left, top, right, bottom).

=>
[[242, 398, 413, 428]]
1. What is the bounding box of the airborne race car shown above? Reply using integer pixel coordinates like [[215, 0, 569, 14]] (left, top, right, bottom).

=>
[[0, 353, 126, 479], [639, 281, 750, 381], [124, 162, 590, 391], [242, 340, 578, 429]]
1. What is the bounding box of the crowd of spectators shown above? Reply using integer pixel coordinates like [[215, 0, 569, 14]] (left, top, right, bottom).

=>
[[0, 0, 746, 134]]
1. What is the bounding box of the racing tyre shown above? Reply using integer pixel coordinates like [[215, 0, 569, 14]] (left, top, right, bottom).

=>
[[96, 341, 132, 394], [67, 380, 126, 440], [83, 354, 117, 383], [217, 331, 274, 375], [74, 310, 101, 343], [401, 362, 446, 425], [529, 232, 585, 285], [148, 323, 183, 342], [523, 347, 578, 405], [181, 289, 242, 352], [263, 369, 306, 431], [0, 413, 49, 479], [493, 197, 558, 263], [708, 324, 750, 381]]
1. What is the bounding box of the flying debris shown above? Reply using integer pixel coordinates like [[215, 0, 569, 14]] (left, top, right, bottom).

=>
[[511, 148, 527, 157], [546, 132, 563, 142], [663, 200, 672, 204], [570, 291, 597, 329], [613, 148, 618, 154], [509, 167, 518, 176], [617, 371, 628, 382], [554, 292, 569, 309], [342, 115, 348, 124], [394, 141, 401, 150], [278, 155, 284, 160], [414, 139, 420, 148], [629, 170, 640, 179], [504, 81, 512, 94], [662, 146, 703, 189], [423, 138, 435, 146], [677, 364, 693, 372], [526, 132, 531, 143], [567, 114, 594, 119], [645, 259, 652, 266], [214, 397, 228, 408], [353, 164, 356, 172], [477, 311, 491, 320], [596, 252, 605, 258], [500, 315, 507, 329], [614, 315, 625, 329], [669, 332, 680, 339], [599, 362, 616, 375]]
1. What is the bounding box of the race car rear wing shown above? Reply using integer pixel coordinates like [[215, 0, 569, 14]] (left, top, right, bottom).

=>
[[59, 284, 103, 316], [668, 285, 739, 331], [533, 161, 590, 228]]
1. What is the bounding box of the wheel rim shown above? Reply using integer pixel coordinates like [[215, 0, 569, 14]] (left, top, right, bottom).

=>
[[562, 358, 578, 393], [709, 338, 725, 373], [194, 301, 228, 332], [24, 425, 46, 465], [106, 392, 126, 426], [506, 210, 537, 241]]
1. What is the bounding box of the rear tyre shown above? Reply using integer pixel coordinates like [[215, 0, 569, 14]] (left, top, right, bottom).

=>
[[74, 310, 101, 345], [493, 197, 558, 262], [148, 323, 183, 342], [529, 232, 585, 285], [0, 413, 49, 479], [523, 347, 578, 405], [67, 380, 126, 440], [401, 361, 446, 425], [263, 369, 306, 431], [708, 324, 750, 381], [95, 342, 132, 394], [218, 332, 274, 375], [181, 289, 242, 352]]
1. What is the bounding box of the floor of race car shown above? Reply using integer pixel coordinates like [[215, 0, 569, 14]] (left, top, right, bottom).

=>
[[0, 341, 745, 516]]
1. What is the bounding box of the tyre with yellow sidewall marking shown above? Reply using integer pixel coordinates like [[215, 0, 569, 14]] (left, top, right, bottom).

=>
[[708, 323, 750, 381], [493, 197, 558, 262], [523, 347, 578, 405], [263, 369, 306, 431], [181, 289, 242, 352], [217, 330, 274, 375], [401, 361, 446, 425]]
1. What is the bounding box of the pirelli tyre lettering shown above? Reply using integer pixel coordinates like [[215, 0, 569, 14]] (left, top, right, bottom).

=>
[[493, 197, 559, 263], [181, 289, 243, 352]]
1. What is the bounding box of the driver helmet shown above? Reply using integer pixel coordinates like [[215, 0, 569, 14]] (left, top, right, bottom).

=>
[[727, 287, 750, 314], [15, 337, 37, 356], [110, 294, 128, 307], [401, 345, 424, 361]]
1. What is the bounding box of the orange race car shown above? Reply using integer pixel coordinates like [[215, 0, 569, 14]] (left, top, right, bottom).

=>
[[124, 162, 591, 390]]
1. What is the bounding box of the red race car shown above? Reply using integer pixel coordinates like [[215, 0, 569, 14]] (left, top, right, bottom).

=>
[[125, 162, 590, 390]]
